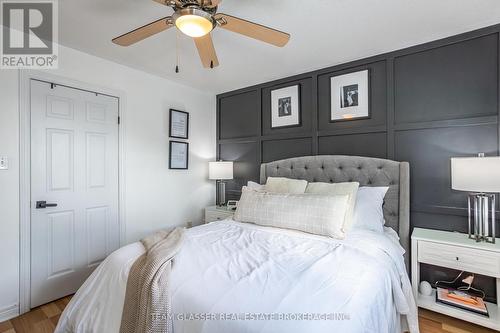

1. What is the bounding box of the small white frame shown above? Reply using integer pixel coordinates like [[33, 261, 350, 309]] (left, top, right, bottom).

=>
[[271, 85, 301, 128], [330, 69, 369, 121]]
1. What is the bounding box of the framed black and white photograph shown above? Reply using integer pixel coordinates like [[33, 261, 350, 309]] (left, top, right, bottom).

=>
[[330, 70, 369, 122], [169, 141, 189, 170], [169, 109, 189, 139], [271, 85, 301, 128]]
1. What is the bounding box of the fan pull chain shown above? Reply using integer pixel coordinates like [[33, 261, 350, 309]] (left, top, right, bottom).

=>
[[175, 30, 180, 73]]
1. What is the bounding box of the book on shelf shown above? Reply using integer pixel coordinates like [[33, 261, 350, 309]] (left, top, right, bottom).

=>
[[436, 287, 489, 317]]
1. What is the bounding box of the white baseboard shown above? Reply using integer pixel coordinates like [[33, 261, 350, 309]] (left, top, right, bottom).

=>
[[0, 304, 19, 322]]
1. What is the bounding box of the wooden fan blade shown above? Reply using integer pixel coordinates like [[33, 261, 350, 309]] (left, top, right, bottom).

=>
[[194, 34, 219, 68], [112, 17, 173, 46], [152, 0, 169, 6], [214, 13, 290, 47]]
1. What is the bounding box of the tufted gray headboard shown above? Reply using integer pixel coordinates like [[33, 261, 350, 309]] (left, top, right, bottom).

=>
[[260, 155, 410, 270]]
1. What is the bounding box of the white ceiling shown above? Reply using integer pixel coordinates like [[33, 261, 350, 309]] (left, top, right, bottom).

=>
[[59, 0, 500, 94]]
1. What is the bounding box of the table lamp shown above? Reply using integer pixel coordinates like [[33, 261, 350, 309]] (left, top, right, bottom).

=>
[[209, 161, 233, 207], [451, 153, 500, 243]]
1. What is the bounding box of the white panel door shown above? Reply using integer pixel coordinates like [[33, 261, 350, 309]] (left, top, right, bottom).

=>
[[30, 80, 119, 308]]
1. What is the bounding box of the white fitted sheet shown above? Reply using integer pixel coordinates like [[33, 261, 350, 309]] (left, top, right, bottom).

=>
[[55, 220, 417, 333]]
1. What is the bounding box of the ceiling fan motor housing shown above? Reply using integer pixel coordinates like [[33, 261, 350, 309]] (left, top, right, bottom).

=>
[[176, 1, 218, 13], [178, 0, 202, 6]]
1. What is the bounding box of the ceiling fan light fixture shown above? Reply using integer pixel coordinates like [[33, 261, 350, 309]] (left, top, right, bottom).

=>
[[174, 8, 215, 38], [112, 0, 291, 69]]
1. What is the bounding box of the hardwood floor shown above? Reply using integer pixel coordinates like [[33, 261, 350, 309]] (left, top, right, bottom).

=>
[[418, 309, 498, 333], [0, 296, 72, 333], [0, 299, 497, 333]]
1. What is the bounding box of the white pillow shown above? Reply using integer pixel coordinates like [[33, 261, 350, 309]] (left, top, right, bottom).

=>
[[265, 177, 308, 194], [234, 187, 349, 239], [247, 181, 265, 191], [305, 182, 359, 232], [352, 186, 389, 233]]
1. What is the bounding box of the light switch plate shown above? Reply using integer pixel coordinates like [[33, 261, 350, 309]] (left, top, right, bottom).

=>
[[0, 156, 8, 170]]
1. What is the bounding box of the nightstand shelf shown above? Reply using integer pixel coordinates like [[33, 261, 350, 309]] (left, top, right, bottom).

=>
[[417, 289, 500, 330], [412, 228, 500, 331], [204, 206, 234, 223]]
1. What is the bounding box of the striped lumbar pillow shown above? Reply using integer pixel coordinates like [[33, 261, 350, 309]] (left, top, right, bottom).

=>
[[234, 186, 349, 239]]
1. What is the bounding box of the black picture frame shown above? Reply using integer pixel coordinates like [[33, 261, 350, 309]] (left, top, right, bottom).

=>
[[169, 140, 189, 170], [329, 69, 371, 123], [270, 84, 302, 129], [169, 109, 189, 139]]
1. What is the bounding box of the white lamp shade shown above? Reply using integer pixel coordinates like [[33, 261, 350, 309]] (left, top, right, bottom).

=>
[[209, 161, 233, 180], [451, 156, 500, 193]]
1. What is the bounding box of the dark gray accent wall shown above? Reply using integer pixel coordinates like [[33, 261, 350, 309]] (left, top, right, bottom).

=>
[[216, 25, 500, 299], [393, 34, 498, 124]]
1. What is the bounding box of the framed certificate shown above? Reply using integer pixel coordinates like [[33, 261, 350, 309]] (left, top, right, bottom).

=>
[[169, 109, 189, 139], [169, 141, 189, 170]]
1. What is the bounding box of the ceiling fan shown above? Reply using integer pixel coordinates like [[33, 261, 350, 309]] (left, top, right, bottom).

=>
[[112, 0, 290, 69]]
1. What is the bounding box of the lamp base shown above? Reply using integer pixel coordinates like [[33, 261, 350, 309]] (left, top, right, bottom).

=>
[[216, 180, 226, 207], [468, 193, 496, 243]]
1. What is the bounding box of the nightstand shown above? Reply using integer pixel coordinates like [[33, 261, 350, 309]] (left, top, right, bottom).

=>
[[204, 206, 234, 223], [412, 227, 500, 330]]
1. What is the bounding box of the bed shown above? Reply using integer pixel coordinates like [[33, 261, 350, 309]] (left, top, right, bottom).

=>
[[260, 155, 410, 271], [55, 155, 417, 333]]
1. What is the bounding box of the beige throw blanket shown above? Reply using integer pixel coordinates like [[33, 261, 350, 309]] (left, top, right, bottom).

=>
[[120, 227, 185, 333]]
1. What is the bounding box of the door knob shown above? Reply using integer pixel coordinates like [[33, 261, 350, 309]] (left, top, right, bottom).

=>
[[36, 201, 58, 209]]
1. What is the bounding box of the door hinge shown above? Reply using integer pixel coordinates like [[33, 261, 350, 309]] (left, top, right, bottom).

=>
[[117, 116, 120, 125]]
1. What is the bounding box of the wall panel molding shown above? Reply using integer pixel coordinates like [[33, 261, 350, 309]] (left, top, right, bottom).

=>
[[394, 33, 498, 125], [317, 126, 387, 137], [386, 57, 395, 159], [262, 137, 313, 163], [393, 116, 498, 131]]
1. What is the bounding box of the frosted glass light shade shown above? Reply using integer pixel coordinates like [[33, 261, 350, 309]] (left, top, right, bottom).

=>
[[209, 161, 233, 180], [175, 14, 213, 37], [451, 156, 500, 193]]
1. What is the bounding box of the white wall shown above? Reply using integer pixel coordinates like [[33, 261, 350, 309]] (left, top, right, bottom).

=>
[[0, 45, 216, 319], [0, 69, 21, 320]]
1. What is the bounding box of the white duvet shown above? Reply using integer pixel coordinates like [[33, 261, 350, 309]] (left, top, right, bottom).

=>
[[55, 220, 418, 333]]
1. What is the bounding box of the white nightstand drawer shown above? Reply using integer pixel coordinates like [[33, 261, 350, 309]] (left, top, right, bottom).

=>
[[205, 212, 228, 222], [204, 207, 234, 223], [418, 240, 500, 277]]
